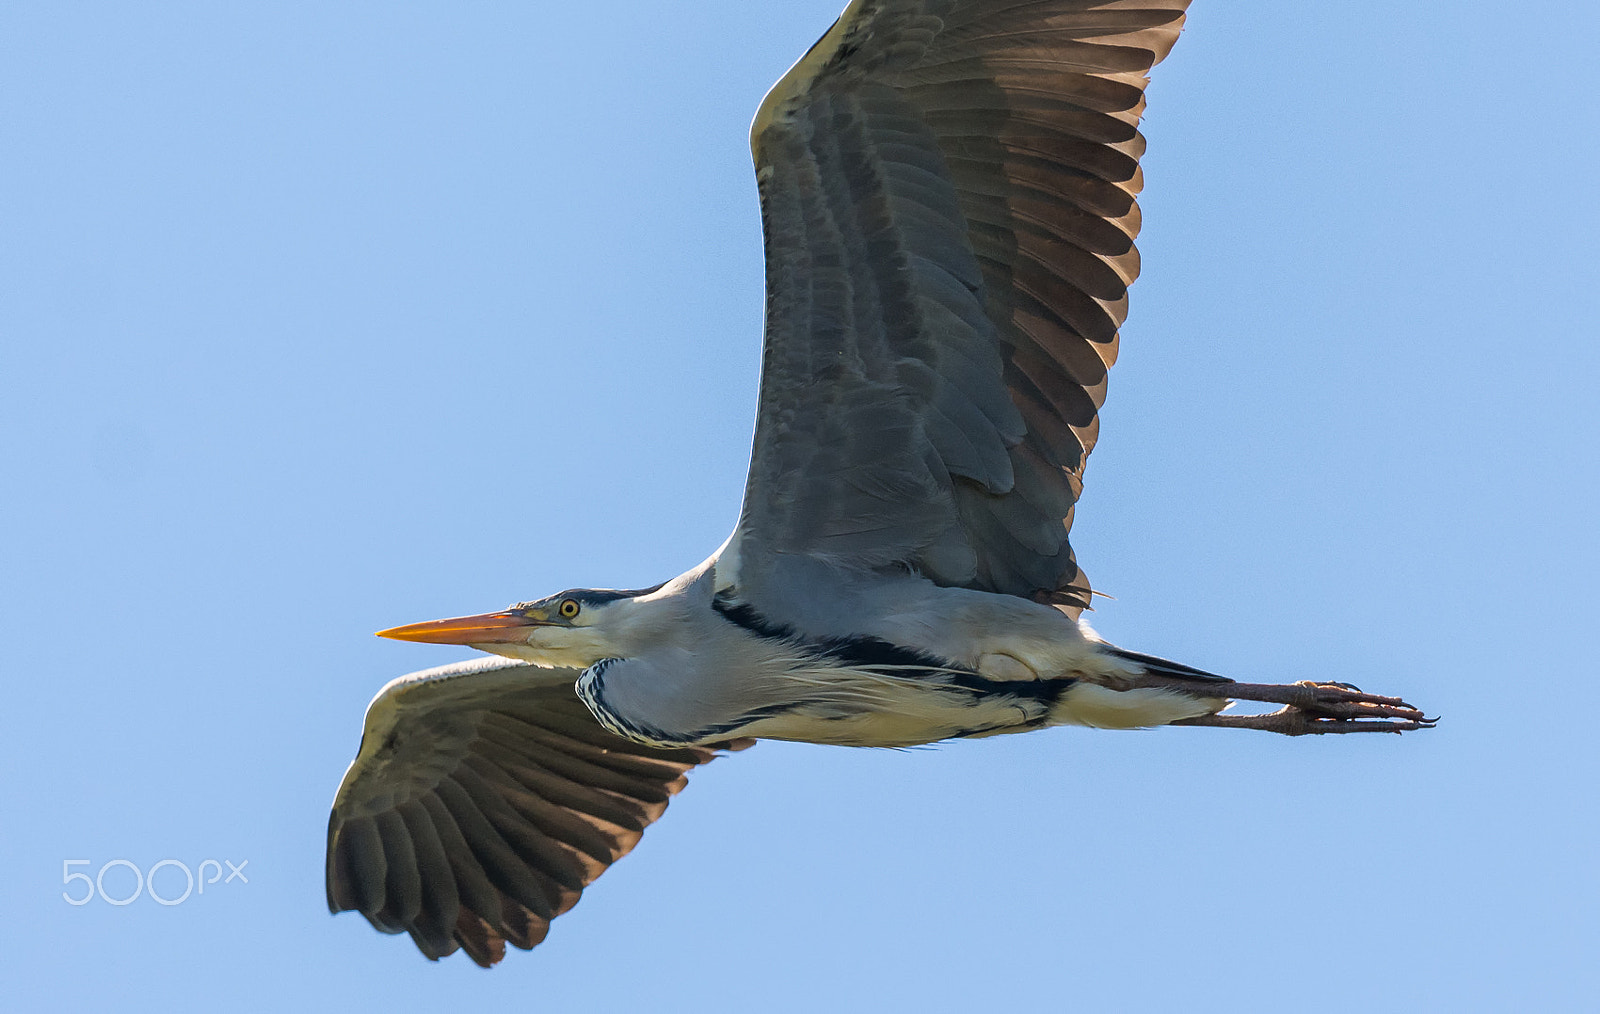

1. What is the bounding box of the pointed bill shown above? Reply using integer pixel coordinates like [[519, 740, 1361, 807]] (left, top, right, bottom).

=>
[[376, 608, 550, 645]]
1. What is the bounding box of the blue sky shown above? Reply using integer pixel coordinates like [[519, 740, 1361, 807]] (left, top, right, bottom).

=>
[[3, 2, 1596, 1010]]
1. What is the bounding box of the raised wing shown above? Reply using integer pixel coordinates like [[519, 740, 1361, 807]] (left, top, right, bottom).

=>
[[326, 657, 747, 966], [733, 0, 1189, 616]]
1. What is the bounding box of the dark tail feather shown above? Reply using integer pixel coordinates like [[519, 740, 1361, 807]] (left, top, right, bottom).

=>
[[1102, 646, 1233, 684]]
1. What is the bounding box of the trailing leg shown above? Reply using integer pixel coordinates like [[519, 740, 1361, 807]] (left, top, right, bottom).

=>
[[1154, 678, 1437, 735]]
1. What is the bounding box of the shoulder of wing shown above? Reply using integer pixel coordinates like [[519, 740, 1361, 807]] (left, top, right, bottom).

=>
[[751, 0, 880, 158], [331, 657, 566, 815]]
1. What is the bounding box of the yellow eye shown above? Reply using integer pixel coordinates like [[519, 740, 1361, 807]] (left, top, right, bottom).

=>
[[558, 599, 581, 619]]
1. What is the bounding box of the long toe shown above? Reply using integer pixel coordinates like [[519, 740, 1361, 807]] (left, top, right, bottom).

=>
[[1293, 681, 1435, 726]]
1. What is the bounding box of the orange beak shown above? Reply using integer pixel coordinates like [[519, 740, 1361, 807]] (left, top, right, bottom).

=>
[[375, 608, 552, 645]]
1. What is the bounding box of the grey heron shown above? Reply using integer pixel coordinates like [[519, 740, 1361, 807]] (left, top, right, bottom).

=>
[[328, 0, 1434, 966]]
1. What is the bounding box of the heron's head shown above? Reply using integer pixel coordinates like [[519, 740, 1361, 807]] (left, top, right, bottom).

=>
[[376, 589, 643, 668]]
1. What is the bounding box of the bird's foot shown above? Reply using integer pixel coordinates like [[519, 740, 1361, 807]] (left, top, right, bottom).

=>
[[1173, 681, 1437, 736]]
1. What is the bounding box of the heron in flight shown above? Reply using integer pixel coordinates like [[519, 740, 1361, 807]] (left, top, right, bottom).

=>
[[328, 0, 1434, 966]]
